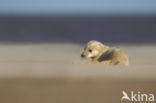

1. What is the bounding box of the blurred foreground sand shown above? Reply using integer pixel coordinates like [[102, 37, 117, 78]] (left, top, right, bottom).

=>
[[0, 43, 156, 103]]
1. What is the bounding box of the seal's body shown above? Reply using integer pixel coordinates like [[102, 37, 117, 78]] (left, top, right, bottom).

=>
[[81, 40, 129, 65]]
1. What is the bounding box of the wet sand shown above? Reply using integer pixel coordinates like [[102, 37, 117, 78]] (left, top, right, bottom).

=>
[[0, 43, 156, 103]]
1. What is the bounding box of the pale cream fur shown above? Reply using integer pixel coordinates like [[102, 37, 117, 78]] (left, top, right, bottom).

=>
[[81, 40, 129, 65]]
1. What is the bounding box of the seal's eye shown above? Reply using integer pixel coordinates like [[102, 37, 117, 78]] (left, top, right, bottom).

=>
[[89, 49, 92, 52]]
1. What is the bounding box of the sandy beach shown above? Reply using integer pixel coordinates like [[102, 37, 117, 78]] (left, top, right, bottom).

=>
[[0, 43, 155, 103], [0, 0, 156, 102]]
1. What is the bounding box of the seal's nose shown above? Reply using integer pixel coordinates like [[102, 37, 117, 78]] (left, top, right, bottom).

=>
[[81, 54, 85, 58]]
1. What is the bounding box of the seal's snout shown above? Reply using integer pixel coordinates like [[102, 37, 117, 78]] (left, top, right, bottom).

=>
[[81, 54, 85, 58]]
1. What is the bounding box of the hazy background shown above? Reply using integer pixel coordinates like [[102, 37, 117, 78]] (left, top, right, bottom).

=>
[[0, 0, 156, 43], [0, 0, 156, 15]]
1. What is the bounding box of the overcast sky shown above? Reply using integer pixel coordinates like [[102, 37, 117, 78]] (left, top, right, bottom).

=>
[[0, 0, 156, 15]]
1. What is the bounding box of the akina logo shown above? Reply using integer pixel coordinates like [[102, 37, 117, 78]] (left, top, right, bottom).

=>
[[121, 91, 154, 102]]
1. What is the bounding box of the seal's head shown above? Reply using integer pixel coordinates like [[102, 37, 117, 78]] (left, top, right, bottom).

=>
[[81, 40, 109, 60]]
